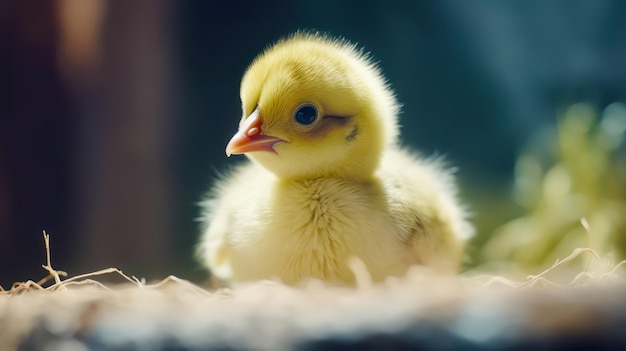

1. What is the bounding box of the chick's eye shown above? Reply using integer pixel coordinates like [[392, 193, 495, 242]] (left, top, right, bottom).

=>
[[294, 105, 318, 126]]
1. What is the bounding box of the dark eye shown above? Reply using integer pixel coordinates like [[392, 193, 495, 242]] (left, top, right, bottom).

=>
[[294, 104, 318, 126]]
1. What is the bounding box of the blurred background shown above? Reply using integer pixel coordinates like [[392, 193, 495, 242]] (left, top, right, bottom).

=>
[[1, 0, 625, 288]]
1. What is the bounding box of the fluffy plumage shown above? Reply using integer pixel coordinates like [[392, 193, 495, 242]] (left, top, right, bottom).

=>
[[199, 32, 472, 285]]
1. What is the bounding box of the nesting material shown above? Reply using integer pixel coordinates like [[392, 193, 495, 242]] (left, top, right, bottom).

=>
[[2, 234, 625, 351]]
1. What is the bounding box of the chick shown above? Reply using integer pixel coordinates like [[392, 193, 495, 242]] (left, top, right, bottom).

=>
[[198, 32, 473, 286]]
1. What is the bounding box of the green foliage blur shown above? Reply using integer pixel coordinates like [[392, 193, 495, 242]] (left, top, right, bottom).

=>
[[470, 103, 626, 275]]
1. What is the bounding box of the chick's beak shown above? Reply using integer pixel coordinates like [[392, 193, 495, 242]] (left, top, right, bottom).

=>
[[225, 109, 285, 157]]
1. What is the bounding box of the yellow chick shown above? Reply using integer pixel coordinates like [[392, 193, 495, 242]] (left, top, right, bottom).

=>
[[198, 32, 473, 286]]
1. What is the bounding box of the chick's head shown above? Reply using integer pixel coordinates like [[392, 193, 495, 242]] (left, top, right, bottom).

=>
[[227, 33, 399, 180]]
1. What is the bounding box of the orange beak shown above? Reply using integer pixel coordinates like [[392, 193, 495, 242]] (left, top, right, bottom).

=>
[[225, 109, 285, 157]]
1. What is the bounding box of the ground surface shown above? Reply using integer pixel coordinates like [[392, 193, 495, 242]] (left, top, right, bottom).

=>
[[2, 254, 626, 351]]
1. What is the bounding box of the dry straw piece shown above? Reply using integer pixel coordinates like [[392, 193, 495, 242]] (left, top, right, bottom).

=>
[[2, 231, 211, 297]]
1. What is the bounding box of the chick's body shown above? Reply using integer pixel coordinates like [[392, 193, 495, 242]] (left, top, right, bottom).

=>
[[199, 33, 472, 285]]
